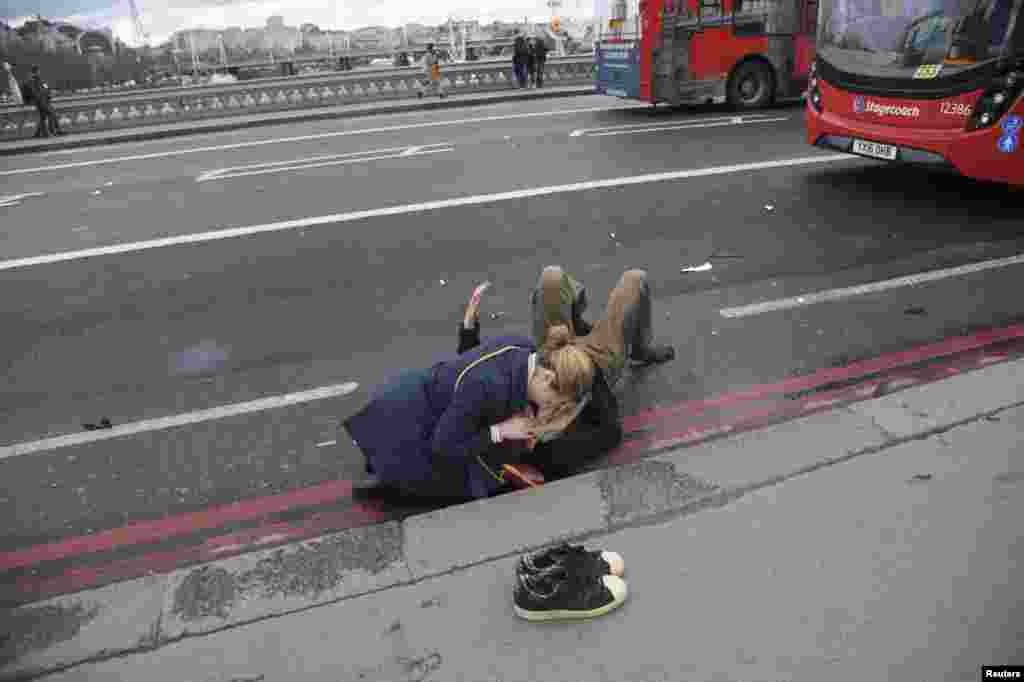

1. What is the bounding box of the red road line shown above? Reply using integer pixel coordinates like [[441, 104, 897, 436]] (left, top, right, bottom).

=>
[[0, 478, 355, 571], [3, 324, 1022, 575], [621, 322, 1024, 431], [610, 345, 1011, 465], [10, 503, 391, 606]]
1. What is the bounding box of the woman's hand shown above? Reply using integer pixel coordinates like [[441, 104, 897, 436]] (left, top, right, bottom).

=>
[[494, 414, 535, 442], [464, 281, 491, 328]]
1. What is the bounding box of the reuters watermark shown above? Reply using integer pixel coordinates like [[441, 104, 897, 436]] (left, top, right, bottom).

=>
[[982, 666, 1024, 679]]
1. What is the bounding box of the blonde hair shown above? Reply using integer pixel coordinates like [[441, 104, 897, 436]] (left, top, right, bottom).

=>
[[529, 324, 595, 438]]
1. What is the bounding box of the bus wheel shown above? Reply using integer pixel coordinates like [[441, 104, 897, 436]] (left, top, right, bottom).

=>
[[728, 61, 775, 109]]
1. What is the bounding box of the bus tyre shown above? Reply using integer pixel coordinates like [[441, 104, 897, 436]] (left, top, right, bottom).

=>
[[728, 61, 775, 110]]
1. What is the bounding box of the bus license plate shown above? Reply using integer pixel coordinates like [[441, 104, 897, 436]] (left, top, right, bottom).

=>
[[852, 139, 898, 160]]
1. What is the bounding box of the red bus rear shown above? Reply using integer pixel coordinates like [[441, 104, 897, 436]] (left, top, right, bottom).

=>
[[806, 0, 1024, 186], [597, 0, 817, 107]]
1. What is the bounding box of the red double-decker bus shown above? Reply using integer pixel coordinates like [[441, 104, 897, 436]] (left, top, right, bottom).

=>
[[806, 0, 1024, 185], [594, 0, 818, 108]]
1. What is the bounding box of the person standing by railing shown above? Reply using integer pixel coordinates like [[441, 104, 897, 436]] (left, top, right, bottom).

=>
[[25, 66, 63, 137], [531, 37, 550, 88], [417, 43, 448, 99]]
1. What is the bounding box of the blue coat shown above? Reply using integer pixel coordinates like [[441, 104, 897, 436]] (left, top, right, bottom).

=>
[[344, 335, 536, 499]]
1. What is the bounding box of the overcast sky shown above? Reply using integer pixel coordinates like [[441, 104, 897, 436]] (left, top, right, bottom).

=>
[[2, 0, 598, 46]]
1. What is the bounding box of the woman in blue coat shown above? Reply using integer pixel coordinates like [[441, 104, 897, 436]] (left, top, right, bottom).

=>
[[344, 323, 595, 502]]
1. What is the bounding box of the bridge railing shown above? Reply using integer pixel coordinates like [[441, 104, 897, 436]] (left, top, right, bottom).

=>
[[1, 56, 596, 140]]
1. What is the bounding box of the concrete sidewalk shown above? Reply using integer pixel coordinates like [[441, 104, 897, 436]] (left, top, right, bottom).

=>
[[3, 351, 1022, 679], [0, 86, 595, 157]]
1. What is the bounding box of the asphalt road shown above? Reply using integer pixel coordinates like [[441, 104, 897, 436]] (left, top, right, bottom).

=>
[[2, 94, 1024, 562]]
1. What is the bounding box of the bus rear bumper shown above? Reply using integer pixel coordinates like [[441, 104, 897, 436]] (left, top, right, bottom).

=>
[[812, 133, 961, 174], [807, 103, 1024, 185]]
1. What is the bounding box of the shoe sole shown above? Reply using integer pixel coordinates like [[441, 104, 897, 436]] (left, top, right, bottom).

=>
[[513, 594, 627, 622]]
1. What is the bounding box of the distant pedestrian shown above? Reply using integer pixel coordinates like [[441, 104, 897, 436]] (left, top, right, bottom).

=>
[[27, 66, 62, 137], [513, 34, 530, 88], [525, 38, 538, 88], [2, 61, 23, 106], [418, 43, 447, 99], [531, 38, 550, 88]]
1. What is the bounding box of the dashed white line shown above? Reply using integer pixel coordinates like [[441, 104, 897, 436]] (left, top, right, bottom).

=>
[[569, 114, 789, 137], [0, 381, 360, 460], [0, 154, 851, 273], [197, 143, 454, 181], [719, 253, 1024, 318]]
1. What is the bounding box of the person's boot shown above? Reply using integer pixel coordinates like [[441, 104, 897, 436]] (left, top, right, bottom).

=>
[[352, 475, 397, 500], [630, 344, 675, 365]]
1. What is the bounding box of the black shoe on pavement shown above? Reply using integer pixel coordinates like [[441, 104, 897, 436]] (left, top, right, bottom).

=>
[[630, 345, 675, 366], [517, 542, 625, 578], [513, 565, 628, 622]]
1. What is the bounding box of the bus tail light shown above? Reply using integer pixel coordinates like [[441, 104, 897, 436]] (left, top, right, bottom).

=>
[[966, 70, 1024, 131]]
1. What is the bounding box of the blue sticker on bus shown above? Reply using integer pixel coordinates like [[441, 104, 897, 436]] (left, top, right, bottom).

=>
[[1003, 115, 1023, 134], [998, 132, 1019, 153]]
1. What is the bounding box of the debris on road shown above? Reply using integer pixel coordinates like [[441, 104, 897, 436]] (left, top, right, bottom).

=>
[[681, 262, 713, 273], [82, 418, 113, 431]]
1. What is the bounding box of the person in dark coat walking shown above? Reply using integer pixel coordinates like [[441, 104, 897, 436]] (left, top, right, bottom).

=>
[[513, 34, 530, 88], [26, 66, 62, 137], [531, 38, 550, 88], [524, 38, 538, 88], [345, 323, 596, 502]]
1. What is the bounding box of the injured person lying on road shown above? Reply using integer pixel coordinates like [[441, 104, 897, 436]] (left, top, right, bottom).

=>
[[345, 267, 674, 504]]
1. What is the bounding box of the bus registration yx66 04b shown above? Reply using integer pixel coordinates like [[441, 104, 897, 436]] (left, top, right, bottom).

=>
[[852, 139, 898, 160]]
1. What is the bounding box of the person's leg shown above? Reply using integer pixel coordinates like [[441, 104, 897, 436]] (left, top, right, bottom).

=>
[[531, 265, 588, 346], [579, 270, 674, 387], [35, 107, 48, 137]]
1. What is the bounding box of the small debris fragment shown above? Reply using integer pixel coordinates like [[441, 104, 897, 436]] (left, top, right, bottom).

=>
[[909, 473, 933, 483], [91, 190, 102, 196], [439, 279, 447, 286], [681, 262, 713, 273], [315, 440, 337, 448], [82, 418, 113, 431], [764, 203, 775, 212], [386, 620, 402, 633], [904, 306, 927, 316], [104, 181, 114, 187], [609, 232, 616, 240], [489, 311, 505, 320]]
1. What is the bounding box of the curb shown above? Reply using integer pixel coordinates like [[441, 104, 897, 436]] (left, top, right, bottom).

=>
[[2, 357, 1021, 681], [0, 87, 596, 157]]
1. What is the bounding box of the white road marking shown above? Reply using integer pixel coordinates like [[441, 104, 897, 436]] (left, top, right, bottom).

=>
[[719, 253, 1024, 318], [0, 104, 646, 177], [0, 381, 360, 460], [569, 114, 789, 137], [196, 143, 455, 182], [0, 154, 851, 272], [0, 191, 46, 208]]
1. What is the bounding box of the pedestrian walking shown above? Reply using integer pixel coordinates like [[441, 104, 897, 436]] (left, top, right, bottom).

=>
[[26, 66, 62, 137], [417, 43, 447, 99], [531, 37, 550, 88], [525, 38, 538, 88], [2, 61, 23, 106], [513, 34, 530, 88]]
